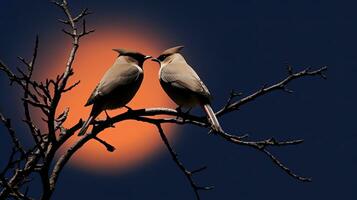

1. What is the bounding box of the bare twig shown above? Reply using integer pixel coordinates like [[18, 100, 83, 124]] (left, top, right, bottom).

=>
[[93, 136, 116, 152], [0, 113, 26, 155], [63, 80, 80, 92], [216, 131, 311, 181], [155, 123, 212, 200], [216, 66, 328, 117]]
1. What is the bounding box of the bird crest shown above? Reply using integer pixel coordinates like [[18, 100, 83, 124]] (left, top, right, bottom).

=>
[[161, 45, 184, 55]]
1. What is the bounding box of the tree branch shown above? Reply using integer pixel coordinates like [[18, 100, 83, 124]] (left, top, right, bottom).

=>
[[155, 123, 212, 200], [0, 113, 26, 156], [216, 66, 328, 117]]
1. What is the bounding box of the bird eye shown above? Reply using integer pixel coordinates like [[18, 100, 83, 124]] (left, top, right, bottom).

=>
[[159, 55, 168, 61]]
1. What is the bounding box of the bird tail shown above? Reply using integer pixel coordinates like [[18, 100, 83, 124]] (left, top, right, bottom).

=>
[[78, 115, 94, 136], [202, 104, 224, 133]]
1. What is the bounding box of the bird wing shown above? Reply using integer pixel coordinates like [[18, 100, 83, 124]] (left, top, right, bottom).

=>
[[85, 63, 142, 106], [161, 62, 211, 99], [85, 84, 100, 106]]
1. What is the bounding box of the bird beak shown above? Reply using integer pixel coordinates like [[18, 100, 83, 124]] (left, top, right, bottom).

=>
[[151, 58, 160, 63], [112, 48, 126, 54], [144, 55, 152, 60]]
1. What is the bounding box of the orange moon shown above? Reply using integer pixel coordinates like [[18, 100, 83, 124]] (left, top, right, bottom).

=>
[[37, 26, 178, 173]]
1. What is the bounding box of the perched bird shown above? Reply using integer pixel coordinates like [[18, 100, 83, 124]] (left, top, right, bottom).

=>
[[152, 46, 224, 133], [78, 49, 152, 136]]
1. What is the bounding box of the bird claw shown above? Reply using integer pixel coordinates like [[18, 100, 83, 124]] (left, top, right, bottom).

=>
[[184, 107, 192, 115], [175, 106, 182, 120], [124, 106, 133, 112], [175, 106, 192, 122], [207, 127, 217, 135], [104, 110, 111, 120], [104, 110, 115, 128]]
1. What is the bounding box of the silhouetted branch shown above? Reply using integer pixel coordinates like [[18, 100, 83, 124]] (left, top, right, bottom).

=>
[[216, 66, 328, 117], [155, 123, 212, 200], [93, 136, 116, 152], [63, 80, 80, 92], [0, 1, 94, 199], [0, 113, 26, 156], [216, 131, 311, 182]]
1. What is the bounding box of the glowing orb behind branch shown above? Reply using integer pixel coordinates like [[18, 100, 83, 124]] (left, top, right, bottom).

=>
[[39, 26, 177, 173]]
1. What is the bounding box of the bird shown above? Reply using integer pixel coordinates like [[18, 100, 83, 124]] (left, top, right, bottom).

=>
[[78, 49, 152, 136], [152, 45, 224, 133]]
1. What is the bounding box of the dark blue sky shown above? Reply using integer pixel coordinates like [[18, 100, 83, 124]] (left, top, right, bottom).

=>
[[1, 0, 356, 199]]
